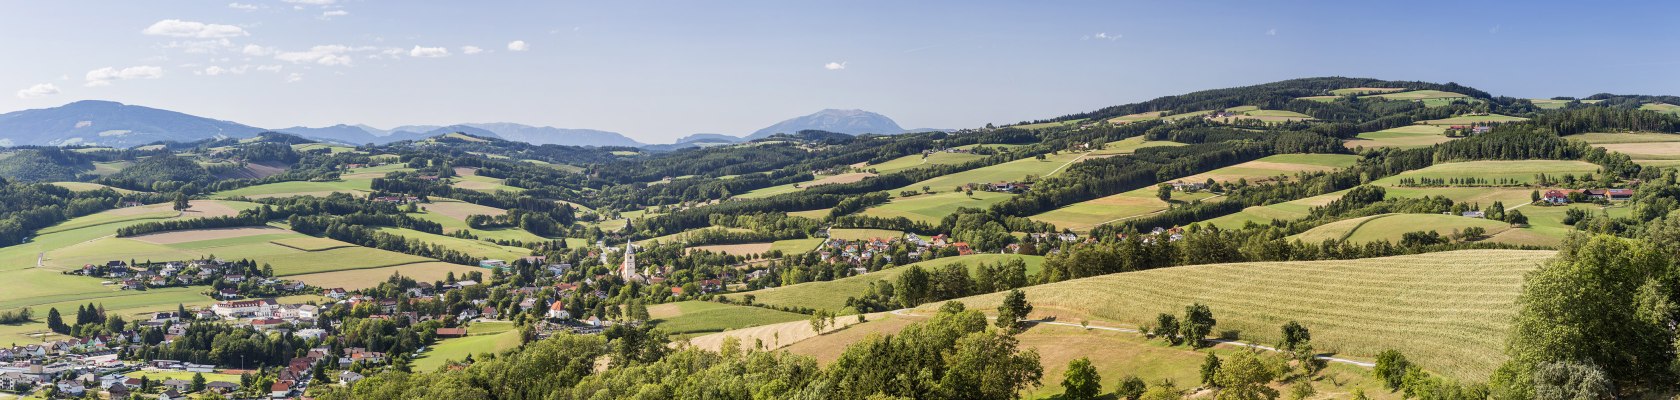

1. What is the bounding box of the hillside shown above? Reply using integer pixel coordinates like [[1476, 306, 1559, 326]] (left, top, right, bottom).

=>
[[0, 100, 264, 147], [747, 109, 908, 139]]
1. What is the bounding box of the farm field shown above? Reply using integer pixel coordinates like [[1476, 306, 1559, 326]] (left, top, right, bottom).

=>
[[647, 301, 809, 339], [408, 206, 550, 244], [1292, 213, 1515, 244], [826, 228, 903, 241], [785, 208, 830, 219], [50, 181, 137, 193], [741, 254, 1045, 313], [1379, 186, 1537, 208], [1362, 90, 1470, 107], [929, 250, 1556, 381], [453, 174, 525, 193], [413, 321, 522, 372], [1011, 118, 1087, 130], [1641, 102, 1680, 115], [1419, 114, 1529, 125], [891, 150, 1089, 195], [866, 151, 986, 174], [1528, 98, 1602, 109], [1104, 111, 1164, 124], [125, 370, 243, 382], [289, 262, 486, 290], [91, 160, 132, 176], [377, 227, 530, 261], [1331, 87, 1404, 96], [290, 142, 356, 154], [1570, 132, 1680, 160], [1373, 160, 1600, 186], [769, 238, 824, 254], [1204, 190, 1349, 229], [780, 317, 1400, 399], [1169, 153, 1358, 184], [1088, 136, 1184, 157], [737, 172, 877, 199], [686, 242, 773, 255], [1028, 187, 1219, 233], [37, 226, 432, 276], [1344, 125, 1454, 149], [636, 227, 754, 247], [1498, 204, 1631, 247], [859, 191, 1012, 224], [213, 179, 373, 199], [0, 285, 215, 344], [1206, 108, 1313, 123]]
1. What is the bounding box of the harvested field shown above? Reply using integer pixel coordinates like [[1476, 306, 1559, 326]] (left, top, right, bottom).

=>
[[289, 262, 485, 290], [129, 226, 287, 245], [270, 237, 357, 251], [423, 199, 508, 220]]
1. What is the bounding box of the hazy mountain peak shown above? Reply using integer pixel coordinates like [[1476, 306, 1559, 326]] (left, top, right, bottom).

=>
[[747, 109, 907, 140]]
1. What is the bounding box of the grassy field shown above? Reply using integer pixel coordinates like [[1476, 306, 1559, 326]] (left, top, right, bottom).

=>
[[125, 370, 243, 382], [0, 285, 215, 344], [647, 301, 810, 338], [782, 317, 1400, 399], [860, 191, 1013, 224], [1528, 98, 1602, 109], [1088, 136, 1184, 157], [413, 321, 522, 372], [453, 175, 525, 193], [377, 227, 531, 261], [892, 151, 1089, 195], [50, 181, 138, 194], [786, 208, 831, 219], [1641, 103, 1680, 115], [1029, 187, 1219, 233], [213, 179, 372, 199], [1104, 111, 1165, 124], [826, 228, 904, 241], [1012, 118, 1087, 130], [1344, 125, 1454, 149], [1419, 114, 1529, 125], [929, 250, 1555, 382], [769, 238, 824, 254], [270, 237, 356, 251], [1373, 160, 1601, 186], [1292, 213, 1514, 244], [37, 226, 433, 276], [742, 254, 1045, 313], [1331, 87, 1405, 96], [737, 172, 877, 199], [289, 262, 486, 290], [1362, 90, 1471, 107], [1570, 132, 1680, 160], [687, 242, 773, 255], [867, 152, 986, 174], [1204, 190, 1349, 229]]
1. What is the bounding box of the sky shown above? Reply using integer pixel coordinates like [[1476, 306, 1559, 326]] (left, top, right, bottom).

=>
[[2, 1, 1678, 143]]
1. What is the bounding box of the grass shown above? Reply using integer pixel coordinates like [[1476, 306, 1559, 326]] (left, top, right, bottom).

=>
[[742, 254, 1045, 313], [786, 208, 831, 219], [1641, 103, 1680, 115], [1344, 125, 1454, 149], [1331, 87, 1405, 96], [213, 179, 372, 198], [1029, 187, 1219, 233], [1105, 111, 1165, 125], [1529, 99, 1602, 109], [0, 286, 216, 344], [1292, 213, 1515, 244], [735, 173, 876, 199], [892, 151, 1089, 194], [36, 226, 433, 276], [827, 228, 904, 241], [1089, 137, 1184, 156], [413, 321, 522, 372], [125, 371, 242, 382], [1419, 114, 1529, 125], [270, 237, 356, 251], [769, 238, 825, 254], [860, 191, 1013, 224], [1373, 160, 1601, 186], [931, 250, 1555, 382], [453, 175, 525, 193], [1363, 90, 1467, 101], [1011, 118, 1087, 130], [377, 227, 531, 261], [289, 262, 487, 290], [866, 151, 986, 174], [1205, 190, 1349, 229], [50, 181, 138, 194], [1570, 132, 1680, 160], [648, 301, 809, 338]]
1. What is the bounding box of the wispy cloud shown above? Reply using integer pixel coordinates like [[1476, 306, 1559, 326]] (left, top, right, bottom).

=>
[[1083, 32, 1121, 41], [282, 0, 334, 4], [286, 73, 303, 83], [15, 83, 60, 99], [320, 10, 349, 19], [507, 40, 529, 51], [275, 45, 355, 66], [409, 45, 450, 58], [461, 46, 484, 55], [85, 66, 164, 87], [227, 2, 262, 11], [1489, 25, 1501, 34], [824, 61, 847, 70], [143, 19, 249, 38], [1266, 28, 1277, 36]]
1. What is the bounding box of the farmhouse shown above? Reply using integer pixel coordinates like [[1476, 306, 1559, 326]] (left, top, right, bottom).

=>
[[1543, 189, 1572, 205]]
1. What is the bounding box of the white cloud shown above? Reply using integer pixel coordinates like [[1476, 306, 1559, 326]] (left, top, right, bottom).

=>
[[199, 65, 252, 76], [256, 65, 284, 73], [282, 0, 335, 4], [142, 19, 249, 38], [15, 83, 60, 99], [275, 45, 354, 66], [242, 44, 276, 56], [320, 10, 348, 18], [1085, 32, 1120, 41], [824, 61, 847, 70], [285, 73, 303, 83], [165, 38, 235, 54], [227, 2, 261, 11], [85, 66, 164, 87], [506, 40, 528, 51], [1266, 28, 1277, 36], [409, 45, 450, 58], [461, 46, 484, 55]]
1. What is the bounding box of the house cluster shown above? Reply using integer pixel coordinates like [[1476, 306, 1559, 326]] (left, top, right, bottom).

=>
[[1541, 188, 1634, 204], [0, 338, 129, 396], [985, 181, 1031, 194], [1446, 125, 1494, 134], [815, 233, 981, 266], [371, 195, 421, 203], [1170, 181, 1209, 192], [72, 259, 309, 298]]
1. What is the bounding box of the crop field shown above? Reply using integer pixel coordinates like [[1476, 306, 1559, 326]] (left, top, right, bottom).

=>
[[1029, 187, 1220, 233], [892, 150, 1089, 195], [1419, 114, 1529, 125], [1088, 136, 1184, 157], [128, 226, 290, 245], [50, 181, 138, 193], [377, 227, 530, 261], [647, 301, 809, 338], [1207, 109, 1313, 123], [686, 242, 773, 255], [213, 179, 373, 199], [1331, 87, 1405, 96], [741, 254, 1045, 313], [1570, 132, 1680, 160], [1497, 204, 1630, 247], [860, 191, 1012, 224], [0, 285, 215, 344], [1169, 153, 1358, 184], [453, 175, 525, 193], [1641, 102, 1680, 115], [91, 160, 132, 176], [769, 238, 824, 254], [931, 250, 1556, 381], [270, 236, 356, 251], [737, 172, 878, 199], [636, 227, 754, 246], [413, 321, 522, 372], [1344, 125, 1454, 149], [1373, 160, 1600, 185], [1528, 99, 1602, 109], [867, 151, 986, 174], [38, 204, 179, 234], [289, 261, 486, 290], [786, 208, 831, 219], [125, 370, 243, 382], [290, 143, 356, 154], [1204, 190, 1348, 229], [1104, 111, 1164, 124], [826, 228, 904, 241], [409, 208, 549, 243], [1012, 118, 1087, 130], [1293, 213, 1515, 244], [1378, 187, 1538, 208], [423, 198, 508, 220]]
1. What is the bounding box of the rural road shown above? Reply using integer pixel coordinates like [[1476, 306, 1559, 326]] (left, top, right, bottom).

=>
[[1044, 151, 1096, 177], [888, 308, 1375, 368]]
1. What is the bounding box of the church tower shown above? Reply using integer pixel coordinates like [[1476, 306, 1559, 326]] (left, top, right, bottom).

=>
[[620, 244, 638, 281]]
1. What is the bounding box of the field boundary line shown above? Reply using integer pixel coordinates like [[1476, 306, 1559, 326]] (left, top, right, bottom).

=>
[[1338, 213, 1395, 242], [1045, 150, 1095, 177]]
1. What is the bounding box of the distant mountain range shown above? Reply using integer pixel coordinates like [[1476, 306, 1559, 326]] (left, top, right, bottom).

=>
[[0, 101, 941, 149]]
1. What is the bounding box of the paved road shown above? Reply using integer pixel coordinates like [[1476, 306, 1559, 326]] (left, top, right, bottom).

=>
[[889, 308, 1375, 368]]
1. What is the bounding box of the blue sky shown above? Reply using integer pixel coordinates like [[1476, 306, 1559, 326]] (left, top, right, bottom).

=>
[[2, 1, 1677, 143]]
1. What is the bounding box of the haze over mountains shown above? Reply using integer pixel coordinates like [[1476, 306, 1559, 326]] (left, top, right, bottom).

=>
[[0, 101, 935, 149]]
